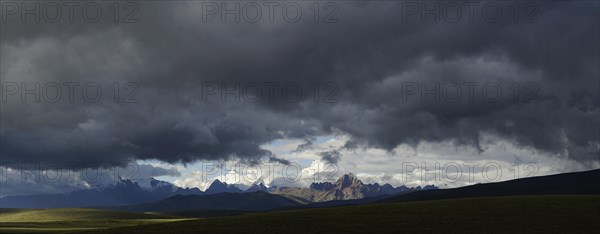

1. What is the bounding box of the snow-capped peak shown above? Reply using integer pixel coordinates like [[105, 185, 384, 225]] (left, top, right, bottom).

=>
[[132, 178, 178, 192]]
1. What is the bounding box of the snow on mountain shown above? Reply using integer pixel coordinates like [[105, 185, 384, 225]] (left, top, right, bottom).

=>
[[133, 178, 179, 192], [246, 181, 269, 192]]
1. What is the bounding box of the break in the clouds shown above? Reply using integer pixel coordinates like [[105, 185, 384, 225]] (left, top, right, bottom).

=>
[[0, 1, 598, 171]]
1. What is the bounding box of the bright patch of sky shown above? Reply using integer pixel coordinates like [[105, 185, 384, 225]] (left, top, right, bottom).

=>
[[135, 132, 598, 191]]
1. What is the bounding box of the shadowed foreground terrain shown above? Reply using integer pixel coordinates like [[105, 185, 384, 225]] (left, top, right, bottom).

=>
[[80, 195, 600, 234]]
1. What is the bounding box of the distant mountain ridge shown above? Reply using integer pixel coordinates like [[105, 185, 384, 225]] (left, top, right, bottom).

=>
[[2, 169, 596, 211], [0, 178, 202, 208], [116, 173, 440, 213], [134, 178, 180, 193], [0, 173, 435, 208], [246, 181, 269, 193], [204, 179, 244, 194]]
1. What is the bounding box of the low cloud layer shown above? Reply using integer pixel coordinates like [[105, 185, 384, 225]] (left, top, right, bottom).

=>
[[0, 163, 180, 196]]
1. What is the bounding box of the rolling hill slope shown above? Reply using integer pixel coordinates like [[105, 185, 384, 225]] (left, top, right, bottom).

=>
[[381, 169, 600, 203], [122, 191, 302, 212]]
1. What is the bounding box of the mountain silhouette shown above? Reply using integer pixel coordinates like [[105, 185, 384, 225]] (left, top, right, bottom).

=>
[[0, 178, 201, 208], [204, 179, 244, 194]]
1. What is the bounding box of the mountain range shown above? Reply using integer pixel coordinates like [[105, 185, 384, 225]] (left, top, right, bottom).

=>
[[0, 178, 202, 208], [1, 169, 598, 214], [0, 174, 431, 208], [272, 173, 436, 202], [129, 169, 599, 214]]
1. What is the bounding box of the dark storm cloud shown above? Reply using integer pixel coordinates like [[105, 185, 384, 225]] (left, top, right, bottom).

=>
[[294, 138, 315, 153], [319, 150, 342, 164], [0, 1, 598, 168]]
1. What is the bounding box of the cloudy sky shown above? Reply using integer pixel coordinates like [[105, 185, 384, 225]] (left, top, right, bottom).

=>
[[0, 0, 598, 196]]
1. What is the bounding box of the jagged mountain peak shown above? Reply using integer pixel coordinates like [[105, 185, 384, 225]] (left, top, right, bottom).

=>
[[207, 179, 228, 189], [205, 179, 243, 194], [273, 173, 439, 202], [212, 179, 224, 184], [246, 181, 269, 192], [252, 179, 266, 185], [335, 173, 363, 188]]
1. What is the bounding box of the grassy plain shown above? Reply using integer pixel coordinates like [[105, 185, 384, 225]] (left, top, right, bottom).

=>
[[0, 208, 191, 233], [86, 195, 600, 234]]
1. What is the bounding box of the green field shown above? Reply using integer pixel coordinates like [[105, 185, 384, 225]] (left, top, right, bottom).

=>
[[90, 195, 600, 234], [0, 208, 192, 233], [1, 196, 599, 233]]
